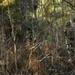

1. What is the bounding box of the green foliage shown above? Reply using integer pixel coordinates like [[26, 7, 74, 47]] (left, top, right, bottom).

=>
[[0, 0, 2, 3], [1, 0, 75, 42]]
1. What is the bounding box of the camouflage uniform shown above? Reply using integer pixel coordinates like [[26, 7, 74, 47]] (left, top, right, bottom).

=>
[[65, 21, 75, 56]]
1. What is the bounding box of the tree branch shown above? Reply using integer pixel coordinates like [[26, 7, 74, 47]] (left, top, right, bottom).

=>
[[63, 0, 75, 11]]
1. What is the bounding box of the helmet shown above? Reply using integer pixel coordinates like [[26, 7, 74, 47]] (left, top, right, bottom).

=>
[[66, 21, 72, 28]]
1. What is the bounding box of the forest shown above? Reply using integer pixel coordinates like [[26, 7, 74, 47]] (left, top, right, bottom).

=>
[[0, 0, 75, 75]]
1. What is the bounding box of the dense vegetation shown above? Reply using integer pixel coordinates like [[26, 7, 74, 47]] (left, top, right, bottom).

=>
[[0, 0, 75, 75]]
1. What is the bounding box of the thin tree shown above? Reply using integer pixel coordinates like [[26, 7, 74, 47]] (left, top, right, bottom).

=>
[[7, 0, 17, 75]]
